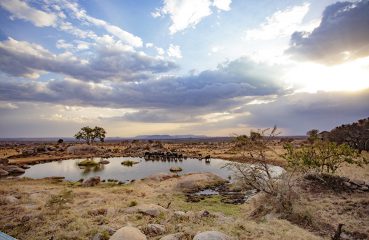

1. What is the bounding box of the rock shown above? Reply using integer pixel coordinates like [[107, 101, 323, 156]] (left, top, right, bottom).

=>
[[4, 195, 19, 204], [4, 165, 25, 174], [200, 210, 210, 218], [343, 181, 351, 188], [160, 233, 186, 240], [176, 173, 226, 193], [99, 160, 110, 164], [109, 226, 147, 240], [125, 204, 168, 217], [173, 211, 187, 219], [82, 176, 101, 187], [20, 165, 31, 169], [0, 168, 9, 176], [193, 231, 233, 240], [350, 179, 366, 186], [360, 186, 369, 191], [170, 166, 182, 172], [92, 233, 103, 240], [143, 224, 166, 236]]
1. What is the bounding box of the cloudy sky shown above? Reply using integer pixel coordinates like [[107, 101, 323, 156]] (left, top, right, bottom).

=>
[[0, 0, 368, 138]]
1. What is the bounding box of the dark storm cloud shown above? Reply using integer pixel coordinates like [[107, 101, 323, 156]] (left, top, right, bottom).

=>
[[0, 38, 177, 82], [287, 0, 369, 64], [0, 57, 288, 111]]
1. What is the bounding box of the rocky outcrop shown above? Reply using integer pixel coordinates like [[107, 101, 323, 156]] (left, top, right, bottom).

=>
[[109, 226, 147, 240], [193, 231, 233, 240], [3, 165, 25, 174], [176, 173, 227, 193], [0, 168, 9, 176], [82, 176, 100, 187]]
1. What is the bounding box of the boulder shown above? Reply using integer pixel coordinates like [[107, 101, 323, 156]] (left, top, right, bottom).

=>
[[4, 165, 25, 174], [0, 168, 9, 176], [99, 160, 110, 164], [193, 231, 233, 240], [143, 224, 166, 236], [176, 173, 226, 193], [82, 176, 100, 187], [160, 233, 186, 240], [109, 226, 147, 240], [125, 204, 168, 217], [170, 166, 182, 172]]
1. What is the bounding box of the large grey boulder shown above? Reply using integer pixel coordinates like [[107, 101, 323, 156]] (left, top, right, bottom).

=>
[[109, 226, 147, 240], [193, 231, 233, 240]]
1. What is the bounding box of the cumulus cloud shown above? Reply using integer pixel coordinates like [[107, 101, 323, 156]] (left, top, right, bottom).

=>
[[287, 0, 369, 64], [167, 44, 182, 59], [0, 57, 287, 110], [0, 37, 177, 82], [152, 0, 232, 34], [0, 0, 57, 27], [245, 3, 315, 40]]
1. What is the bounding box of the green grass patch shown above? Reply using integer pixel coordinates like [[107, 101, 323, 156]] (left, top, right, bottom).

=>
[[171, 194, 243, 217]]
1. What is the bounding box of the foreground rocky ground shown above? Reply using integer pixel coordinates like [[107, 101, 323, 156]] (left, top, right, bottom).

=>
[[1, 165, 369, 240], [1, 140, 369, 240]]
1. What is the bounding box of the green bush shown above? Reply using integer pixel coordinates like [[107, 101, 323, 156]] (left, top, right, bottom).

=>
[[283, 140, 366, 174]]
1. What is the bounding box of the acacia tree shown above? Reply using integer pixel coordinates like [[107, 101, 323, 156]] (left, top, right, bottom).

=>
[[74, 126, 106, 144]]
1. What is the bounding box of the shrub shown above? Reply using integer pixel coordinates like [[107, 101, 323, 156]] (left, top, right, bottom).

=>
[[46, 189, 74, 212], [283, 140, 366, 174]]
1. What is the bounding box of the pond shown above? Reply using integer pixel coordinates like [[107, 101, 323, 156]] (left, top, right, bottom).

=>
[[21, 157, 284, 182]]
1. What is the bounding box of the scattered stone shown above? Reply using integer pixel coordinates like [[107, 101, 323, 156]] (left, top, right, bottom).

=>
[[99, 160, 110, 164], [20, 165, 31, 169], [193, 231, 233, 240], [3, 165, 25, 174], [0, 168, 9, 176], [82, 176, 101, 187], [350, 179, 366, 186], [343, 182, 351, 188], [200, 210, 210, 218], [125, 204, 168, 217], [173, 211, 187, 219], [143, 224, 166, 236], [92, 233, 103, 240], [109, 226, 147, 240], [170, 166, 182, 172], [4, 195, 19, 204], [160, 233, 186, 240]]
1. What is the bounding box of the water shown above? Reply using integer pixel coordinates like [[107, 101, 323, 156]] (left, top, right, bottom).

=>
[[21, 157, 236, 182], [21, 157, 285, 182]]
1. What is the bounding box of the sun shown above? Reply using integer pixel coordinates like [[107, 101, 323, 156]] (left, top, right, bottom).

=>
[[285, 57, 369, 93]]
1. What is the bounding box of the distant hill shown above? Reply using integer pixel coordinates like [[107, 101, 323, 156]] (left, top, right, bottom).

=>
[[132, 135, 209, 140]]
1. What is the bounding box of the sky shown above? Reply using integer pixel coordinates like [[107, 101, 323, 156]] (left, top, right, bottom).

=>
[[0, 0, 368, 138]]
